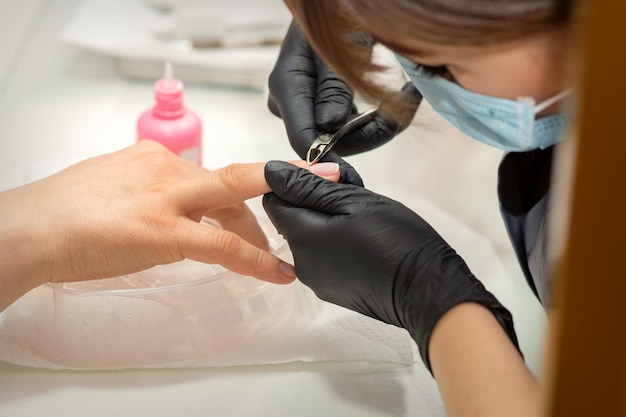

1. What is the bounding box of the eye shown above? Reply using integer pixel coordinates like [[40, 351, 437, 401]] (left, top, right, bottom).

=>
[[419, 64, 452, 78], [419, 64, 444, 76]]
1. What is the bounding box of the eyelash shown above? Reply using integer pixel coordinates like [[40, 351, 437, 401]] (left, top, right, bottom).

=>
[[414, 63, 458, 83], [418, 64, 449, 78], [370, 36, 452, 79]]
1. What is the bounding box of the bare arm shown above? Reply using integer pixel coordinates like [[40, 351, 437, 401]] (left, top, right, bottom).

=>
[[429, 302, 543, 417]]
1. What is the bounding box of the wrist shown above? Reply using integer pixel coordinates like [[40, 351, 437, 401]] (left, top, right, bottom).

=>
[[0, 185, 51, 310], [396, 242, 521, 373]]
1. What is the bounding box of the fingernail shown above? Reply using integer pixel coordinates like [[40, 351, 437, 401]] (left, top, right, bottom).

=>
[[279, 261, 296, 278], [307, 162, 339, 177]]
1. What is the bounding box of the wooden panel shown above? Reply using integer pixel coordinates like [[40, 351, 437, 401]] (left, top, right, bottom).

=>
[[544, 1, 626, 416]]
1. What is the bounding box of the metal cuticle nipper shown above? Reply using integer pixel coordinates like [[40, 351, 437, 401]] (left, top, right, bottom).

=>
[[306, 108, 378, 165]]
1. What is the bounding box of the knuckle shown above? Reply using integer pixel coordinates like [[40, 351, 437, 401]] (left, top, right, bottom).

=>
[[214, 231, 243, 257], [249, 248, 268, 271], [218, 163, 247, 193], [136, 142, 174, 167], [135, 139, 168, 154]]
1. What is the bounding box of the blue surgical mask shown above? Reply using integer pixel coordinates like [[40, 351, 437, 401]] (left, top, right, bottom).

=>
[[396, 54, 573, 152]]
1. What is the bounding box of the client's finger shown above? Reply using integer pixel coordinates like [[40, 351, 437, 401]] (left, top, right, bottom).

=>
[[179, 219, 296, 284], [181, 160, 340, 212], [205, 202, 270, 251]]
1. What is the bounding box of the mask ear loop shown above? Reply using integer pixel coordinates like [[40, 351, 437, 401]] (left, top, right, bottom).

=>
[[533, 88, 576, 114]]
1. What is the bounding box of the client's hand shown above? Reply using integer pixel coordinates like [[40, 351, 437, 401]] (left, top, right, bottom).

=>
[[0, 141, 340, 311]]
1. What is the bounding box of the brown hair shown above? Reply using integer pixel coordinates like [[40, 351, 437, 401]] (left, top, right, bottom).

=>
[[284, 0, 573, 118]]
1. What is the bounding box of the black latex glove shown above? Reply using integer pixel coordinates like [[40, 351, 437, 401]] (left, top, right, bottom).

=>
[[263, 161, 521, 372], [267, 21, 422, 186]]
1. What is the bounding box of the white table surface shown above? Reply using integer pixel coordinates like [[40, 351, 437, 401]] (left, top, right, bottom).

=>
[[0, 1, 547, 416]]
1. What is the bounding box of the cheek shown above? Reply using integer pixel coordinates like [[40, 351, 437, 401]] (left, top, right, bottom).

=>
[[450, 68, 540, 100], [449, 58, 560, 102]]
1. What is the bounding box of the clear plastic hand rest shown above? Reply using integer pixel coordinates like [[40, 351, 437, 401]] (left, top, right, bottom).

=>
[[0, 214, 294, 369]]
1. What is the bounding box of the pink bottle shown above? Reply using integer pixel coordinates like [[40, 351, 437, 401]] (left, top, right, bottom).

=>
[[137, 62, 202, 165]]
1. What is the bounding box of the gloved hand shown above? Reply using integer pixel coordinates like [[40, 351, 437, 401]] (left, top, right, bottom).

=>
[[262, 161, 521, 372], [267, 21, 422, 186]]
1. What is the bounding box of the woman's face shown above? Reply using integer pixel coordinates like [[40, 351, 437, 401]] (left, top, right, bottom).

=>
[[390, 28, 570, 116]]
